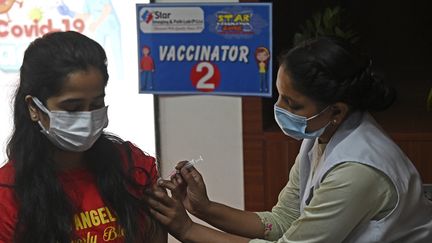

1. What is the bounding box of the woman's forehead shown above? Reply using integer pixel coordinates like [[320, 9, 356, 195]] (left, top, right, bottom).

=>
[[52, 68, 105, 100], [276, 66, 315, 105], [276, 67, 299, 97]]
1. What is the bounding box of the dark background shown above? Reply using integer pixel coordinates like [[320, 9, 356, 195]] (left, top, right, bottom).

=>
[[260, 0, 432, 133]]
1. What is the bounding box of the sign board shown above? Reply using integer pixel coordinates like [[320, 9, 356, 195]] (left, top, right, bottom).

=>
[[136, 3, 272, 97]]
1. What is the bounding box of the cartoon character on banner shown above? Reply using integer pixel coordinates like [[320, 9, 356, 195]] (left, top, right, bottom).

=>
[[139, 45, 155, 91], [57, 0, 75, 18], [85, 0, 122, 79], [255, 46, 270, 92], [0, 0, 23, 22]]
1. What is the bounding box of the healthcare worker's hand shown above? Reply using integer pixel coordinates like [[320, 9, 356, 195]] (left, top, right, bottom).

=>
[[144, 182, 194, 241], [170, 160, 212, 218]]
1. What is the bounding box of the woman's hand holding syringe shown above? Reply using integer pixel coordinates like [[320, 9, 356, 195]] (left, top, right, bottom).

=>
[[164, 155, 204, 180]]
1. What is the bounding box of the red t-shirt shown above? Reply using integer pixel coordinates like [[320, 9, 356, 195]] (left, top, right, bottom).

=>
[[140, 56, 154, 71], [0, 142, 159, 243]]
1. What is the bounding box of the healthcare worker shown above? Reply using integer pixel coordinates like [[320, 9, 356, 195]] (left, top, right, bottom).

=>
[[146, 37, 432, 243]]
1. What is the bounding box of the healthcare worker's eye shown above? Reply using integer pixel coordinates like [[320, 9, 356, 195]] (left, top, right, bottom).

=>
[[286, 99, 303, 111], [279, 95, 303, 111], [288, 103, 302, 111]]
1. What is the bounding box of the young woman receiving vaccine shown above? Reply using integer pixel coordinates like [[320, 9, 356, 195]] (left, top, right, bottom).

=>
[[0, 31, 166, 243], [146, 37, 432, 242]]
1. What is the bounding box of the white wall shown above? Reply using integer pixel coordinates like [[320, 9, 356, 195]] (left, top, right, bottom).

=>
[[154, 0, 244, 242], [105, 0, 156, 156]]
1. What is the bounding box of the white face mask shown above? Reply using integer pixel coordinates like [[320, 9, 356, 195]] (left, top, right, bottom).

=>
[[32, 97, 109, 152]]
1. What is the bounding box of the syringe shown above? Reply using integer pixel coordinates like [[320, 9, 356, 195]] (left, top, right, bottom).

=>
[[166, 155, 204, 179]]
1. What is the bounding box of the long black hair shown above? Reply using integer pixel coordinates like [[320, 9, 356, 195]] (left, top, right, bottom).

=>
[[280, 36, 396, 111], [6, 31, 158, 242]]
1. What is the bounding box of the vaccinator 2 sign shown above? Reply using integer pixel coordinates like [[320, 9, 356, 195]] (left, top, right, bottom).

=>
[[136, 3, 272, 97]]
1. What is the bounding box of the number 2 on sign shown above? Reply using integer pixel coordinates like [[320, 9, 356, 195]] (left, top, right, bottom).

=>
[[190, 62, 221, 92]]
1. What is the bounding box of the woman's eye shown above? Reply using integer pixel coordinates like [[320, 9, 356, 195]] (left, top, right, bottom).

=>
[[64, 107, 81, 112], [286, 101, 302, 110], [289, 104, 302, 110], [58, 101, 83, 112], [90, 102, 105, 110], [59, 101, 105, 112], [89, 105, 103, 111]]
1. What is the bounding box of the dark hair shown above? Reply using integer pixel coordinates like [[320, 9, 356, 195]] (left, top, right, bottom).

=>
[[6, 31, 157, 242], [279, 36, 396, 111]]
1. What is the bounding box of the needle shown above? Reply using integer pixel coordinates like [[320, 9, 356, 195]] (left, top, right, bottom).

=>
[[166, 155, 204, 179]]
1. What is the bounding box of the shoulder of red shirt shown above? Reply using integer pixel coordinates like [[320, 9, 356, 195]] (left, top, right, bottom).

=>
[[0, 162, 16, 242], [115, 141, 159, 186], [0, 162, 14, 187]]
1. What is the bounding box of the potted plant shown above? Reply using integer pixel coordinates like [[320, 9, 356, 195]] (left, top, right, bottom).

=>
[[293, 6, 359, 45]]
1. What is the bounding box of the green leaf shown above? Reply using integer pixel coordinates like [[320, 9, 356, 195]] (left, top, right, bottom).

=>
[[313, 13, 322, 30], [293, 33, 303, 45], [327, 15, 339, 31], [306, 19, 315, 32], [292, 6, 359, 45], [323, 9, 331, 29], [427, 87, 432, 111], [350, 36, 360, 43], [335, 27, 345, 37]]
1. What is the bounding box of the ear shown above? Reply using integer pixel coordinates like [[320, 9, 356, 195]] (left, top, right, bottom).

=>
[[329, 102, 349, 126], [25, 95, 39, 121]]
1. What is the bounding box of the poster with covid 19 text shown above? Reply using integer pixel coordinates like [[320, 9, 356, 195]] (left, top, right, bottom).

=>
[[136, 3, 272, 97]]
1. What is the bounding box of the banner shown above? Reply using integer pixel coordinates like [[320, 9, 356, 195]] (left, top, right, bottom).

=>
[[136, 3, 272, 97]]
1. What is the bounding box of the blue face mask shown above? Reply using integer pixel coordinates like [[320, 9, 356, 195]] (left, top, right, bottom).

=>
[[274, 105, 330, 140]]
